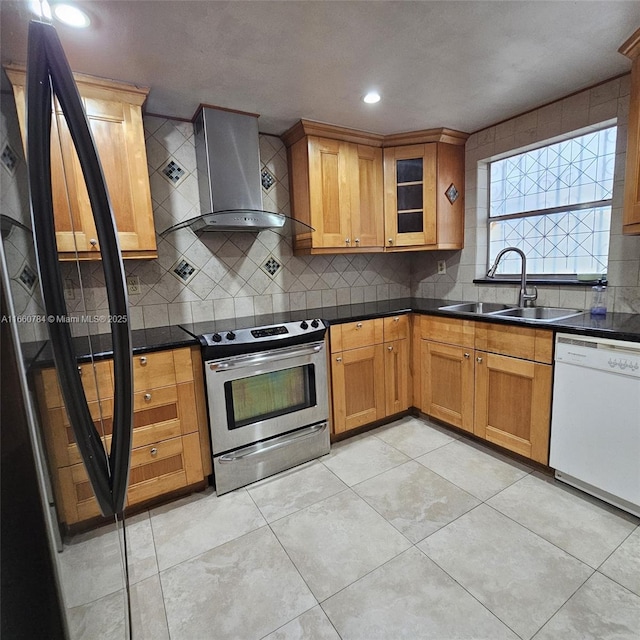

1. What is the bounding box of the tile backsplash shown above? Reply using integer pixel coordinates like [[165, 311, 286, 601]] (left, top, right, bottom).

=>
[[61, 116, 411, 332]]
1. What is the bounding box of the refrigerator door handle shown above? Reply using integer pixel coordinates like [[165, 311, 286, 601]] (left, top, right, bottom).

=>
[[26, 20, 133, 517]]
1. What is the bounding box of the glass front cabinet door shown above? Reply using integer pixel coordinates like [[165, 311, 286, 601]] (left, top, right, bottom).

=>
[[383, 143, 437, 248]]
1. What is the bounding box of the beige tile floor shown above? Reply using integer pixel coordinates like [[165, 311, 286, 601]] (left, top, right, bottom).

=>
[[63, 416, 640, 640]]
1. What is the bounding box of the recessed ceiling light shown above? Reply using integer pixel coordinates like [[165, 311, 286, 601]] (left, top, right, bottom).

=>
[[52, 3, 91, 28], [363, 91, 381, 104]]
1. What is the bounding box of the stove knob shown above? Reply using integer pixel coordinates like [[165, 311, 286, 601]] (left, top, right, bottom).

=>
[[300, 321, 309, 330], [211, 333, 222, 343], [226, 331, 236, 341], [310, 319, 319, 328]]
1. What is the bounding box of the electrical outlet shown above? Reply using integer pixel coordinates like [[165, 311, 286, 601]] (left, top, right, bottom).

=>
[[126, 276, 140, 295], [63, 279, 75, 300], [437, 260, 447, 275]]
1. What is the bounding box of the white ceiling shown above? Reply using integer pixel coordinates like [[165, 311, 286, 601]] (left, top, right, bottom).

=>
[[1, 1, 639, 136]]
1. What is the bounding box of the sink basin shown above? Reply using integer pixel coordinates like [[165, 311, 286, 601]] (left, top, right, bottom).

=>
[[491, 307, 585, 322], [438, 302, 516, 314]]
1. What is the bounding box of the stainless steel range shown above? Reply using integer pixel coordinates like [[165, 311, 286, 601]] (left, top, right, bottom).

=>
[[200, 319, 330, 495]]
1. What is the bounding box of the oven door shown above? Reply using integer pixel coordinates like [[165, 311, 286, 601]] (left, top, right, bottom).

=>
[[205, 341, 328, 454]]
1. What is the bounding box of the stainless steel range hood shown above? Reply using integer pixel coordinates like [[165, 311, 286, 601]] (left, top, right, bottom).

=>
[[161, 107, 310, 235]]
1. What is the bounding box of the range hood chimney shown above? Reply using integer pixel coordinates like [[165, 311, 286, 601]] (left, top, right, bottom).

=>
[[161, 106, 310, 235]]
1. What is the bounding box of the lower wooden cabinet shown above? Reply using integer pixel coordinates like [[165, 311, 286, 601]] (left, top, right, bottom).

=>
[[384, 338, 410, 416], [474, 351, 552, 463], [421, 340, 474, 434], [420, 316, 553, 464], [331, 343, 386, 434], [34, 346, 212, 526], [330, 315, 409, 435]]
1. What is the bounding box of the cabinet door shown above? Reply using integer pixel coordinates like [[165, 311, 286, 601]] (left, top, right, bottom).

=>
[[474, 352, 552, 464], [623, 55, 640, 234], [383, 144, 437, 248], [308, 136, 352, 248], [350, 144, 384, 248], [5, 68, 156, 260], [421, 340, 474, 433], [331, 344, 385, 433], [384, 339, 409, 416]]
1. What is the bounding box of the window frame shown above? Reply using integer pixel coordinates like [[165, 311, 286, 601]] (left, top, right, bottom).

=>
[[485, 124, 616, 280]]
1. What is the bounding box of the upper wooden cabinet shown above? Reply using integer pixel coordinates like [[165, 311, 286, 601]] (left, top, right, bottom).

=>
[[5, 66, 157, 260], [620, 28, 640, 235], [383, 142, 464, 250], [286, 133, 384, 253], [283, 120, 467, 254]]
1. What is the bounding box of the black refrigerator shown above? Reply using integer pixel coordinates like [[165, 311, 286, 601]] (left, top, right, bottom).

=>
[[1, 20, 136, 639]]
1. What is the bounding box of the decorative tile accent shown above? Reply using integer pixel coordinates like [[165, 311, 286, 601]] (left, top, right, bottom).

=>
[[261, 168, 276, 191], [261, 255, 282, 278], [162, 160, 185, 184], [17, 262, 37, 293], [170, 258, 197, 284], [445, 183, 459, 204], [1, 143, 18, 176]]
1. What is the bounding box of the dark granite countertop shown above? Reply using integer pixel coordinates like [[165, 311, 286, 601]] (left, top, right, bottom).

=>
[[22, 297, 640, 369]]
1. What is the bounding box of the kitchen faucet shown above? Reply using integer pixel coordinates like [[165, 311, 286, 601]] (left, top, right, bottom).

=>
[[486, 247, 538, 307]]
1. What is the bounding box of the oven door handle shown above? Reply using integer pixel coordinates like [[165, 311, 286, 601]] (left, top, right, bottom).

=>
[[208, 342, 324, 371], [218, 423, 327, 462]]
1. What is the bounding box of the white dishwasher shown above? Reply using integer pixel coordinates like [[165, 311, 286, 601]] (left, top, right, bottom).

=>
[[550, 333, 640, 517]]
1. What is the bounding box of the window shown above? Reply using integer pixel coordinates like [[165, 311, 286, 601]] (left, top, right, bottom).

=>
[[488, 126, 616, 277]]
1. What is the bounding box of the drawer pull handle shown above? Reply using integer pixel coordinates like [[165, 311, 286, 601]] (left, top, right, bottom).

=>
[[336, 357, 342, 362], [144, 393, 152, 401], [476, 356, 483, 363], [139, 356, 147, 366], [356, 322, 363, 329], [464, 353, 470, 359], [388, 345, 393, 351], [150, 447, 158, 457]]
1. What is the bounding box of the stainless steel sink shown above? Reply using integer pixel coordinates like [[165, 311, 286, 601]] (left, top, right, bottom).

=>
[[438, 302, 517, 314], [491, 307, 585, 322]]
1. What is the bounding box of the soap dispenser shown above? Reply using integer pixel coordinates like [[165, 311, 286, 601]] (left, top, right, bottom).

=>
[[590, 280, 607, 316]]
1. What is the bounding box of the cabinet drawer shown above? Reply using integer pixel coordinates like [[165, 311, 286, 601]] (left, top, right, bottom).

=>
[[127, 433, 204, 507], [55, 385, 187, 467], [57, 433, 205, 524], [39, 360, 113, 408], [133, 350, 177, 391], [475, 323, 553, 363], [383, 314, 409, 341], [330, 318, 384, 352], [420, 315, 475, 348]]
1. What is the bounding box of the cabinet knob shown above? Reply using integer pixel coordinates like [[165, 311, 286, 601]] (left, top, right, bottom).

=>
[[345, 238, 350, 244], [354, 238, 360, 245], [387, 345, 393, 351], [77, 366, 82, 374], [356, 322, 363, 329], [388, 238, 393, 245], [144, 393, 152, 401], [89, 238, 98, 247], [464, 353, 470, 359], [139, 356, 147, 366], [476, 356, 483, 363], [150, 447, 158, 457], [394, 317, 400, 323], [336, 357, 342, 362]]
